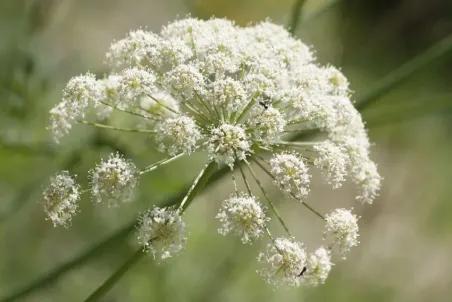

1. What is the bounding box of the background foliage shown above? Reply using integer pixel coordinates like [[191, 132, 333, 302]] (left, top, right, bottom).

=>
[[1, 0, 452, 301]]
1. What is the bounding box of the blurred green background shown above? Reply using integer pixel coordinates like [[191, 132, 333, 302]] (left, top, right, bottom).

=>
[[1, 0, 452, 301]]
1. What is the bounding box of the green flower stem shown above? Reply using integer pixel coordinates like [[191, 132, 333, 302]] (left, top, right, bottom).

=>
[[140, 152, 187, 175], [245, 161, 292, 237], [179, 161, 217, 212], [99, 100, 160, 121], [77, 120, 156, 134], [287, 0, 308, 35], [84, 248, 146, 302], [355, 33, 452, 111]]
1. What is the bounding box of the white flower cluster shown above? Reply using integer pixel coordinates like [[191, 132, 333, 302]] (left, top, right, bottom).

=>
[[89, 153, 138, 207], [137, 206, 187, 261], [45, 17, 382, 286], [258, 237, 307, 287], [42, 171, 80, 227], [216, 194, 269, 244], [324, 208, 360, 258]]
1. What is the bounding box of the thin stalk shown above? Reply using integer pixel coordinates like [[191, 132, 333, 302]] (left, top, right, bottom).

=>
[[356, 33, 452, 111], [287, 0, 308, 35], [179, 161, 216, 211], [148, 95, 180, 115], [231, 171, 239, 197], [99, 101, 160, 121], [244, 162, 292, 237], [238, 164, 252, 196], [84, 248, 146, 302], [77, 120, 156, 134], [140, 152, 186, 174]]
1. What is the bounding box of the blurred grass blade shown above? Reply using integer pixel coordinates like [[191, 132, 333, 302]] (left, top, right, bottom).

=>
[[364, 94, 452, 127], [288, 0, 308, 35], [84, 248, 145, 302], [0, 224, 135, 302], [356, 33, 452, 111]]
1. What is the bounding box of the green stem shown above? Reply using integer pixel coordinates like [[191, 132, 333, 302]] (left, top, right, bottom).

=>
[[356, 33, 452, 111], [179, 161, 217, 211], [140, 152, 186, 174], [84, 248, 146, 302], [99, 101, 160, 121], [77, 120, 156, 134], [287, 0, 308, 35], [245, 162, 292, 237]]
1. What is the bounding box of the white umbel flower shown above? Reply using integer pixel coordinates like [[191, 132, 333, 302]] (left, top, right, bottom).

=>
[[258, 237, 307, 287], [302, 247, 333, 286], [270, 152, 310, 199], [137, 206, 187, 260], [89, 153, 138, 206], [156, 115, 202, 155], [42, 171, 80, 227], [106, 29, 160, 67], [353, 160, 381, 204], [48, 73, 101, 142], [117, 67, 157, 106], [313, 141, 349, 188], [248, 105, 286, 143], [208, 123, 251, 168], [324, 208, 359, 258], [216, 194, 269, 244]]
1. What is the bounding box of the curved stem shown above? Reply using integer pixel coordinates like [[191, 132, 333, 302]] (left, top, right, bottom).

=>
[[99, 101, 160, 121], [356, 33, 452, 111], [244, 161, 292, 237], [84, 248, 145, 302], [287, 0, 308, 35], [77, 120, 156, 134]]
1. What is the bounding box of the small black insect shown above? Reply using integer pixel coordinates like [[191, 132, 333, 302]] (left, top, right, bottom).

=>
[[298, 266, 307, 277], [259, 101, 269, 110]]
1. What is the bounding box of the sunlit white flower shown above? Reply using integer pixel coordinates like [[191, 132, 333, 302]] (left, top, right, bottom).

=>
[[258, 237, 307, 287], [270, 152, 310, 199], [313, 141, 349, 188], [216, 194, 269, 244], [324, 208, 359, 258], [89, 153, 138, 206], [42, 171, 80, 227], [208, 123, 251, 168], [137, 206, 187, 260], [156, 115, 202, 155], [302, 247, 333, 286]]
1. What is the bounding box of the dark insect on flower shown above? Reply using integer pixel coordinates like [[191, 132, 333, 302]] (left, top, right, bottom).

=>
[[298, 266, 307, 277], [259, 101, 269, 110]]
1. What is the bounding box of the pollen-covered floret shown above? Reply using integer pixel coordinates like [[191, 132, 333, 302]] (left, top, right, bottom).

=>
[[137, 206, 187, 260], [301, 247, 333, 286], [248, 105, 286, 143], [208, 123, 251, 168], [216, 194, 269, 244], [89, 153, 138, 206], [324, 208, 359, 258], [48, 73, 101, 142], [156, 115, 202, 155], [117, 67, 157, 106], [270, 152, 310, 199], [313, 141, 349, 188], [106, 29, 160, 67], [42, 171, 80, 227], [258, 237, 307, 287]]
